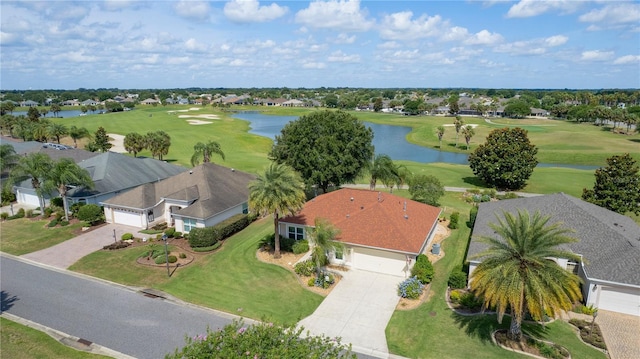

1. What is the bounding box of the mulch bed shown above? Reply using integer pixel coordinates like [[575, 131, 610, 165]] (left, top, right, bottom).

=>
[[494, 330, 570, 359]]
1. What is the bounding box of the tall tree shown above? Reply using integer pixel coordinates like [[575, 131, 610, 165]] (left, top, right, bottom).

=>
[[146, 131, 171, 160], [454, 116, 464, 148], [248, 163, 306, 259], [0, 143, 19, 173], [368, 154, 396, 190], [93, 126, 112, 152], [436, 125, 445, 149], [461, 125, 475, 150], [27, 107, 41, 122], [468, 127, 538, 190], [470, 210, 582, 340], [373, 97, 383, 112], [47, 123, 68, 144], [68, 126, 90, 148], [191, 140, 225, 166], [582, 153, 640, 215], [50, 103, 61, 117], [46, 158, 94, 221], [9, 153, 54, 216], [408, 174, 444, 206], [308, 218, 343, 278], [123, 132, 146, 158], [270, 110, 374, 192]]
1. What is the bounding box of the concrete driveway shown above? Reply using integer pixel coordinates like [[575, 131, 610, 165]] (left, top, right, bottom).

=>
[[298, 269, 402, 358], [22, 223, 140, 269], [596, 310, 640, 359]]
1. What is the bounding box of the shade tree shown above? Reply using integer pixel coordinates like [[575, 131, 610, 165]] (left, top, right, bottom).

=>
[[582, 153, 640, 215]]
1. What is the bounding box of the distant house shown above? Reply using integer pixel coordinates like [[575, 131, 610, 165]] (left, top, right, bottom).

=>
[[20, 100, 39, 107], [467, 193, 640, 316], [81, 99, 98, 106], [102, 163, 254, 231], [280, 188, 442, 277], [140, 98, 159, 105], [282, 99, 304, 107], [61, 100, 81, 106]]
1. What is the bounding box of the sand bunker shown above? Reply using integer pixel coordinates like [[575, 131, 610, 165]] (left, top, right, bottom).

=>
[[443, 123, 479, 128], [108, 133, 127, 153], [186, 120, 213, 125], [178, 114, 220, 120], [189, 107, 201, 111]]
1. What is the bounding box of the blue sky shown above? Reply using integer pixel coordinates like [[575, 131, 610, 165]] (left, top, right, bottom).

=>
[[1, 0, 639, 90]]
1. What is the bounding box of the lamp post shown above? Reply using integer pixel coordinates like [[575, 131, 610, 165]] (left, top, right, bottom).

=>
[[162, 234, 170, 277]]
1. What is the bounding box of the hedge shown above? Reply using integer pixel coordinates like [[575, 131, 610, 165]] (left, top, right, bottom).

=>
[[188, 214, 252, 248], [411, 254, 435, 284], [191, 242, 223, 252]]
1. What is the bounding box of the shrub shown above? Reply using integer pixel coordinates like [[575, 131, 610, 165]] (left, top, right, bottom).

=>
[[26, 209, 35, 218], [260, 233, 297, 252], [188, 227, 219, 248], [292, 240, 310, 254], [8, 208, 26, 220], [307, 277, 316, 287], [179, 252, 186, 259], [448, 212, 460, 229], [397, 276, 424, 299], [152, 222, 168, 230], [155, 255, 178, 264], [468, 206, 478, 228], [482, 189, 497, 198], [50, 197, 64, 207], [77, 204, 103, 225], [44, 207, 54, 218], [459, 292, 483, 309], [174, 231, 182, 239], [47, 219, 58, 227], [164, 227, 176, 238], [191, 242, 223, 252], [411, 254, 435, 284], [103, 241, 131, 250], [580, 304, 598, 316], [449, 289, 461, 303], [59, 220, 69, 226], [294, 260, 316, 277], [314, 272, 335, 289], [69, 202, 85, 216], [0, 212, 8, 220], [121, 233, 134, 240], [188, 214, 252, 248], [448, 269, 468, 289], [215, 214, 251, 240]]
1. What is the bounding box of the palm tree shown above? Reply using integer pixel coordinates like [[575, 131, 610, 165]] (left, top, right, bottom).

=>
[[191, 140, 225, 166], [47, 158, 94, 221], [9, 153, 54, 217], [123, 132, 146, 157], [454, 116, 464, 148], [0, 143, 19, 173], [470, 210, 582, 341], [249, 163, 306, 258], [461, 125, 475, 150], [50, 103, 61, 117], [368, 154, 395, 190], [68, 126, 91, 148], [308, 218, 343, 277], [47, 123, 68, 144], [436, 126, 445, 149]]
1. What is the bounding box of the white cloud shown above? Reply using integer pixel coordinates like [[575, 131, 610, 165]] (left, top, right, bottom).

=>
[[142, 54, 159, 64], [494, 35, 569, 55], [464, 30, 503, 45], [613, 55, 640, 65], [295, 0, 374, 32], [230, 59, 248, 66], [174, 0, 211, 21], [308, 44, 328, 52], [580, 50, 614, 61], [0, 32, 20, 46], [377, 41, 400, 49], [327, 50, 360, 63], [302, 61, 326, 69], [335, 33, 356, 44], [506, 0, 582, 18], [167, 56, 190, 65], [379, 11, 446, 40], [579, 3, 640, 26], [440, 26, 469, 42], [224, 0, 288, 23], [185, 38, 207, 52], [53, 51, 97, 63], [544, 35, 568, 47]]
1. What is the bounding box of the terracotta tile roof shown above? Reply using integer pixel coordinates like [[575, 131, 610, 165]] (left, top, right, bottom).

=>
[[282, 188, 441, 254]]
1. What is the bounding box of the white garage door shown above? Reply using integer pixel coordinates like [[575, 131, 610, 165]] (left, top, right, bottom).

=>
[[352, 247, 407, 277], [598, 286, 640, 316], [113, 209, 142, 227], [18, 191, 41, 207]]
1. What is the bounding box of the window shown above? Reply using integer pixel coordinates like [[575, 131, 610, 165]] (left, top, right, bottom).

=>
[[288, 226, 304, 240], [184, 218, 197, 232], [242, 203, 249, 214], [335, 248, 343, 260]]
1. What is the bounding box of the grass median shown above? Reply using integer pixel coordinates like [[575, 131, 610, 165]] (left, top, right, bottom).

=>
[[0, 218, 85, 256]]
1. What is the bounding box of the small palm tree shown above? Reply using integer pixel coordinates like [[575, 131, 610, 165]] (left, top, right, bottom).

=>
[[191, 140, 225, 166], [47, 123, 68, 144], [470, 210, 582, 341], [368, 154, 395, 190], [9, 153, 54, 216], [436, 126, 445, 149], [47, 158, 94, 221], [0, 143, 19, 173], [123, 132, 146, 157], [68, 126, 91, 148], [308, 218, 343, 278], [461, 125, 475, 150], [249, 163, 306, 258], [454, 116, 464, 148]]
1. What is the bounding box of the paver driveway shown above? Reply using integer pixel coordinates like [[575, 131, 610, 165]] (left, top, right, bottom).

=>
[[596, 310, 640, 359], [298, 269, 403, 358], [22, 223, 139, 269]]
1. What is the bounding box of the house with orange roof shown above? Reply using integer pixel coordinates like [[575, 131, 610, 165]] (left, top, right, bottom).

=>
[[280, 188, 442, 277]]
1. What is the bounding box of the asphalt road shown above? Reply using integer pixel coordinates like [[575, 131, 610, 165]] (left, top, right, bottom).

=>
[[0, 255, 237, 359]]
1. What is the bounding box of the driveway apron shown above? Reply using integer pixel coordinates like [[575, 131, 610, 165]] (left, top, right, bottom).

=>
[[22, 223, 140, 269], [596, 310, 640, 359], [298, 269, 402, 358]]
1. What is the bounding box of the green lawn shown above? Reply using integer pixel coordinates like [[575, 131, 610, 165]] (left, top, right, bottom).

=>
[[0, 317, 109, 359], [385, 192, 606, 359], [0, 218, 85, 255], [70, 218, 323, 325]]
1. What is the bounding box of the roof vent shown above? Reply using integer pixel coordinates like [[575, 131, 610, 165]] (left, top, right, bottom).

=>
[[189, 170, 193, 174], [350, 197, 354, 201], [346, 214, 350, 218], [404, 214, 409, 220], [360, 206, 364, 210], [231, 168, 235, 172]]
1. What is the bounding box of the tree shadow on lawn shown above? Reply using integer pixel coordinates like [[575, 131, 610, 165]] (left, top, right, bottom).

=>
[[451, 312, 546, 344], [628, 139, 640, 143], [462, 176, 486, 187]]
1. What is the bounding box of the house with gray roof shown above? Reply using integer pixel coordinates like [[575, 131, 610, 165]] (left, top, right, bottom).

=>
[[101, 163, 254, 231], [467, 193, 640, 316]]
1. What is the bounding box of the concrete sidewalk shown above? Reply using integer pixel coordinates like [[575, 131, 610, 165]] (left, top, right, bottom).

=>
[[22, 223, 140, 269], [298, 269, 403, 358]]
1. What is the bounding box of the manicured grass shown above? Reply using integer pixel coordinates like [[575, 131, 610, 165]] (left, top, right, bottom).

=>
[[0, 218, 85, 255], [70, 218, 323, 325], [0, 317, 109, 359], [385, 192, 606, 359]]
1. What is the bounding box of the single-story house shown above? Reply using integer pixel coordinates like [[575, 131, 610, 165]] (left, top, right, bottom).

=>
[[466, 193, 640, 316], [140, 98, 159, 105], [102, 163, 254, 231], [280, 188, 442, 277], [14, 151, 187, 208]]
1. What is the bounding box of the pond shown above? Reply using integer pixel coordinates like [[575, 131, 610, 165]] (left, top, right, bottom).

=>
[[232, 112, 598, 170], [12, 109, 104, 118]]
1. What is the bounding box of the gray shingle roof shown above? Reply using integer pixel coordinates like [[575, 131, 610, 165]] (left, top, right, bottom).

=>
[[467, 193, 640, 286], [103, 163, 255, 220]]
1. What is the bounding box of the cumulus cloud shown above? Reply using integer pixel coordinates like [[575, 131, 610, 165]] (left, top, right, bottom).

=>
[[295, 0, 374, 32], [335, 33, 356, 44], [174, 0, 211, 21], [579, 3, 640, 27], [379, 11, 446, 40], [0, 31, 21, 46], [464, 30, 503, 45], [544, 35, 568, 47], [302, 61, 326, 69], [185, 38, 207, 52], [613, 55, 640, 65], [580, 50, 614, 61], [224, 0, 288, 23], [377, 41, 400, 49], [327, 50, 360, 63], [494, 35, 569, 55], [506, 0, 582, 18], [53, 51, 97, 63], [167, 56, 190, 65]]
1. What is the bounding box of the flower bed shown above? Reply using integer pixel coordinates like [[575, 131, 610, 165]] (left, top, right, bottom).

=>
[[494, 330, 570, 359]]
